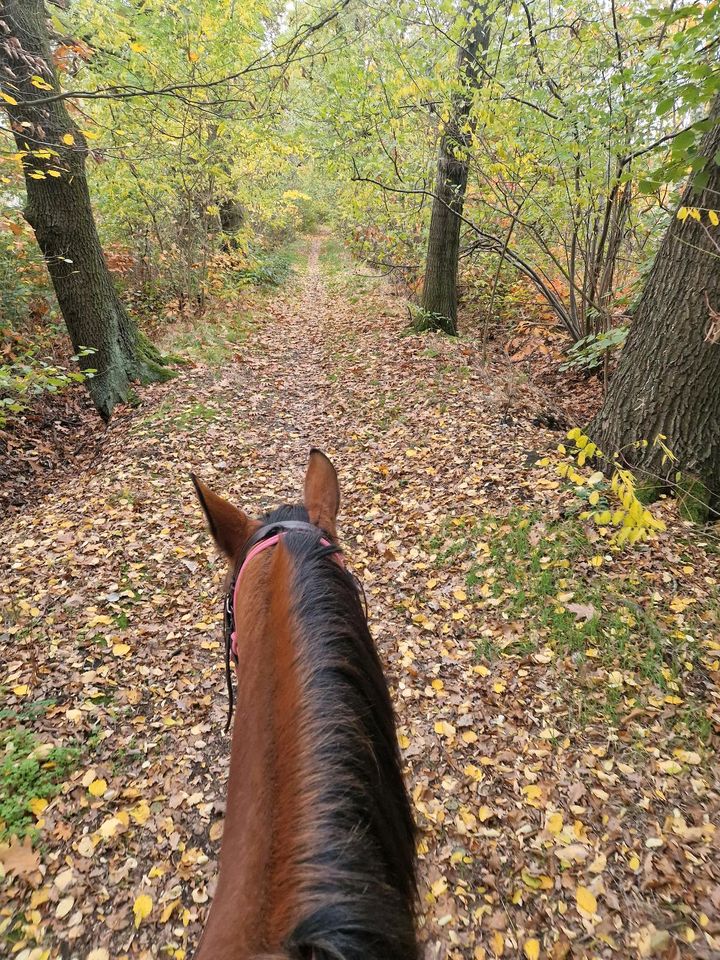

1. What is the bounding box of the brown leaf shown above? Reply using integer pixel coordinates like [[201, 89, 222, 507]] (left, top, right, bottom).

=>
[[0, 835, 41, 878]]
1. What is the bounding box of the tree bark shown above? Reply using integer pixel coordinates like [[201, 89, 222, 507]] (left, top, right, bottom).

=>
[[589, 94, 720, 517], [0, 0, 167, 420], [421, 4, 490, 335]]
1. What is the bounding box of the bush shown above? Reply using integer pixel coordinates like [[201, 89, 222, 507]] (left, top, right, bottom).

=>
[[560, 326, 628, 372], [0, 348, 96, 428]]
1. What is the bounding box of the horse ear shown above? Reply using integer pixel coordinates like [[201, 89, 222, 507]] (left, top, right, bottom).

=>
[[191, 474, 252, 559], [304, 448, 340, 538]]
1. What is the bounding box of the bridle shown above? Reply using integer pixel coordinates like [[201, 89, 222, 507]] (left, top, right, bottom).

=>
[[221, 520, 345, 731]]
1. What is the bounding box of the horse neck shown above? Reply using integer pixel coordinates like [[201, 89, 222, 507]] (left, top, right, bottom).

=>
[[196, 544, 308, 960]]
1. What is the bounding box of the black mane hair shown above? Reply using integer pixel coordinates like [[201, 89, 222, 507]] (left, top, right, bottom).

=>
[[262, 504, 418, 960]]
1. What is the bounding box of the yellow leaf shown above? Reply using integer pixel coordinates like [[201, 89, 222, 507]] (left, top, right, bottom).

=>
[[88, 778, 107, 798], [0, 90, 18, 105], [431, 877, 448, 897], [628, 853, 640, 871], [588, 490, 600, 506], [130, 42, 147, 53], [524, 938, 540, 960], [546, 811, 563, 834], [477, 805, 494, 822], [658, 759, 682, 775], [677, 206, 689, 221], [113, 643, 131, 657], [575, 885, 597, 915], [462, 730, 478, 744], [29, 797, 48, 816], [62, 134, 75, 146], [30, 75, 53, 90], [47, 170, 61, 177], [590, 555, 603, 568], [434, 721, 455, 739], [188, 51, 200, 62], [129, 801, 151, 824], [453, 588, 467, 601], [491, 931, 505, 956], [709, 210, 719, 226], [492, 680, 506, 694], [13, 684, 29, 696], [689, 207, 701, 221], [431, 679, 444, 691], [522, 784, 542, 807], [160, 899, 180, 923], [464, 764, 484, 782], [133, 893, 153, 928]]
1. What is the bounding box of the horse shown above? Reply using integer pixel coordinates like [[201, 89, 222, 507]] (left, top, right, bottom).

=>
[[191, 449, 417, 960]]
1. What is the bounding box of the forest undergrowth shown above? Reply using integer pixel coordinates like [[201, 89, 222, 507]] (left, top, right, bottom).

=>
[[0, 236, 718, 960]]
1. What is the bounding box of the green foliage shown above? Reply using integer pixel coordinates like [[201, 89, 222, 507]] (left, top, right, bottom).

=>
[[0, 725, 79, 841], [0, 349, 96, 427], [560, 327, 629, 372], [546, 428, 668, 544], [0, 226, 52, 327], [1, 0, 718, 398], [409, 306, 455, 335]]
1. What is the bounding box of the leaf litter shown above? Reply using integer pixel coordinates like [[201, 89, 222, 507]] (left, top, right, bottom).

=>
[[1, 237, 719, 959]]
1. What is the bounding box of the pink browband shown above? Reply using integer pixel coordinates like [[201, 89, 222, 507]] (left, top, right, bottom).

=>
[[230, 533, 344, 658]]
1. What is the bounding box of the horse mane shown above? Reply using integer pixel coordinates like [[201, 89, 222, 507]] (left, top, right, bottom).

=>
[[258, 504, 418, 960]]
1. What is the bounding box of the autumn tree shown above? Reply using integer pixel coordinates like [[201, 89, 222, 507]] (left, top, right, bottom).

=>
[[589, 93, 720, 520], [0, 0, 167, 420], [421, 2, 490, 335]]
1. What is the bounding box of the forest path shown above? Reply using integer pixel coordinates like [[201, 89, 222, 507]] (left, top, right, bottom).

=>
[[2, 235, 718, 960]]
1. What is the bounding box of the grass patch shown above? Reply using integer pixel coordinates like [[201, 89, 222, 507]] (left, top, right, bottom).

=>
[[431, 509, 706, 691], [168, 311, 253, 366], [318, 236, 379, 296], [319, 236, 346, 276], [0, 723, 79, 841]]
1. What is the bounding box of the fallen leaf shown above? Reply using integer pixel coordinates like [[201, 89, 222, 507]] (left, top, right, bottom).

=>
[[133, 892, 153, 928], [575, 885, 597, 916], [524, 939, 540, 960], [0, 835, 40, 877]]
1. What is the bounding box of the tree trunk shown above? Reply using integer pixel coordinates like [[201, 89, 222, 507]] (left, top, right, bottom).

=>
[[589, 94, 720, 518], [0, 0, 167, 420], [421, 5, 489, 335]]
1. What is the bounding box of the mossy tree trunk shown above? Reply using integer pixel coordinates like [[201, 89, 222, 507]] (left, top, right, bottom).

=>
[[421, 4, 490, 335], [589, 94, 720, 518], [0, 0, 167, 420]]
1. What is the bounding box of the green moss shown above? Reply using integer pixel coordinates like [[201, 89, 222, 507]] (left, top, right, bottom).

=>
[[134, 332, 175, 383], [635, 478, 664, 505], [677, 474, 712, 523]]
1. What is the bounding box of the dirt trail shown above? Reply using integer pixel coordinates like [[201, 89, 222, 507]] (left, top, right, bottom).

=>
[[1, 236, 718, 960]]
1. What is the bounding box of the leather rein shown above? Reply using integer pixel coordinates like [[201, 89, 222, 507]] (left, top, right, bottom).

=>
[[221, 520, 345, 732]]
